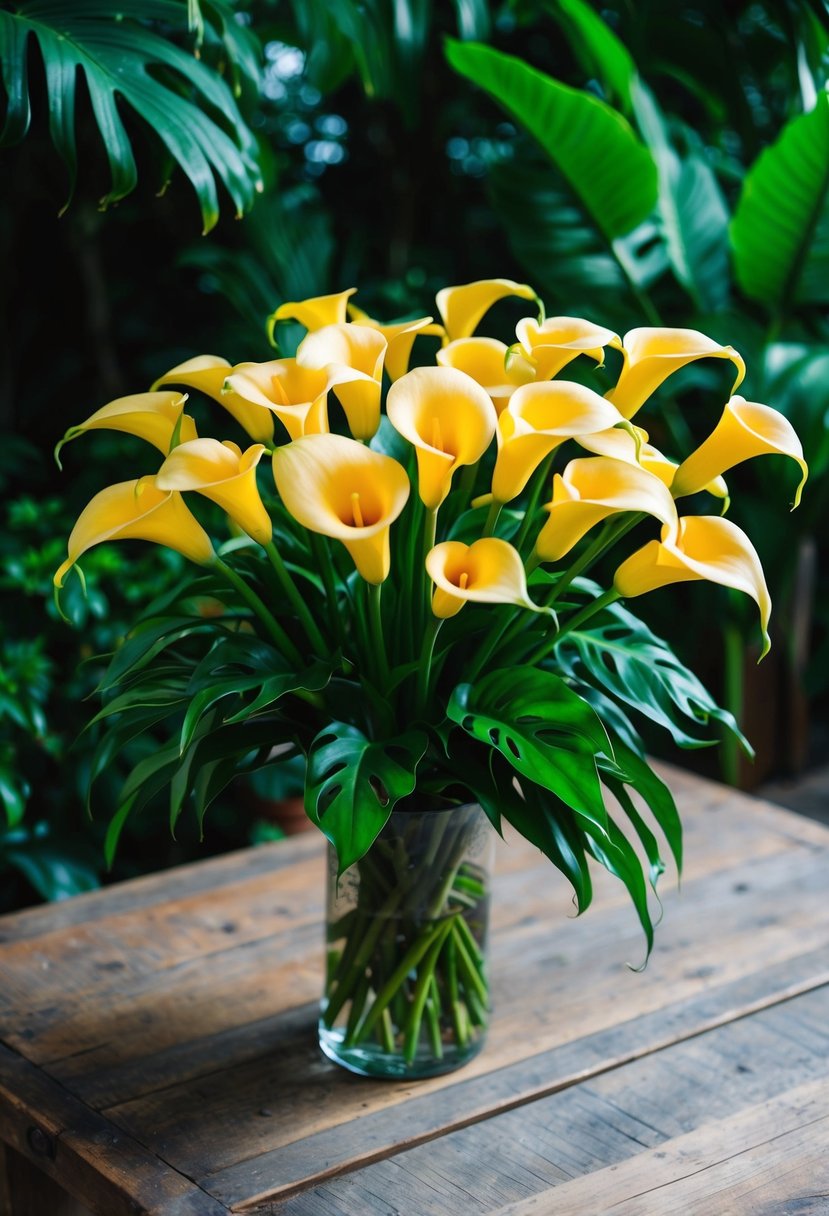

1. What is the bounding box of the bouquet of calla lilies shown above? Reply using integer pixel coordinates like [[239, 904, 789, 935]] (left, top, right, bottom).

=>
[[55, 277, 808, 962]]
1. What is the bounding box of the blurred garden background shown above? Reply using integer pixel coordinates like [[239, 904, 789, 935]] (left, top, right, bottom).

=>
[[1, 0, 827, 911]]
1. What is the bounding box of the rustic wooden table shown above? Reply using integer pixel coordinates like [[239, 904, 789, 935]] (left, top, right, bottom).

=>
[[1, 764, 828, 1216]]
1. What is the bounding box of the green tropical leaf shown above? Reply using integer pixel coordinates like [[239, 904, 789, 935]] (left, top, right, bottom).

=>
[[4, 837, 100, 900], [550, 0, 637, 112], [446, 38, 657, 241], [586, 816, 655, 964], [731, 91, 829, 311], [305, 723, 428, 872]]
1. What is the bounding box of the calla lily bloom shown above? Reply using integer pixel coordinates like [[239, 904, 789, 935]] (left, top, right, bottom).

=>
[[672, 396, 808, 507], [614, 515, 771, 657], [515, 316, 622, 381], [224, 359, 329, 441], [349, 306, 443, 382], [535, 457, 678, 562], [436, 278, 538, 342], [386, 366, 497, 509], [297, 323, 387, 440], [491, 381, 626, 504], [436, 337, 535, 415], [55, 392, 198, 466], [154, 355, 274, 444], [267, 288, 356, 340], [54, 478, 214, 588], [577, 425, 729, 501], [426, 538, 538, 619], [155, 439, 272, 545], [607, 328, 746, 419], [272, 434, 409, 584]]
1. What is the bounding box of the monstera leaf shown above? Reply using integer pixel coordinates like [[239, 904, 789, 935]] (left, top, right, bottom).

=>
[[0, 0, 263, 230]]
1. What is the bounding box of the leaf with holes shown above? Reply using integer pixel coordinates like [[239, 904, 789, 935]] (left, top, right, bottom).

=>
[[305, 724, 428, 873]]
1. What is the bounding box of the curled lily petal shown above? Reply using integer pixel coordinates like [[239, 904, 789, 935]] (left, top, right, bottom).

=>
[[607, 328, 746, 419], [349, 306, 443, 381], [54, 478, 213, 588], [516, 316, 622, 380], [614, 515, 771, 657], [268, 289, 356, 339], [491, 381, 626, 504], [576, 425, 729, 500], [437, 337, 535, 415], [672, 395, 808, 507], [426, 538, 537, 619], [386, 366, 497, 509], [272, 434, 409, 583], [436, 278, 538, 341], [154, 355, 274, 444], [297, 324, 387, 440], [225, 359, 329, 440], [55, 392, 197, 465], [535, 457, 679, 562], [155, 438, 271, 545]]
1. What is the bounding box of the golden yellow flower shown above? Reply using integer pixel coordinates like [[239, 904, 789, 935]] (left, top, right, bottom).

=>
[[54, 478, 213, 588], [491, 381, 626, 504], [426, 538, 537, 618], [436, 278, 538, 341], [153, 355, 274, 444], [386, 366, 497, 508], [55, 392, 197, 466], [607, 328, 745, 419], [436, 337, 535, 415], [348, 306, 443, 382], [224, 359, 329, 441], [155, 439, 272, 545], [614, 515, 771, 656], [515, 316, 622, 380], [267, 288, 356, 339], [296, 323, 387, 440], [272, 434, 409, 583], [672, 395, 808, 507], [577, 424, 729, 501]]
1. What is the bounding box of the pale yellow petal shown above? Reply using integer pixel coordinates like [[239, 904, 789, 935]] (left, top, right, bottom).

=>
[[608, 327, 746, 419], [156, 438, 271, 545], [55, 391, 197, 462], [575, 425, 679, 490], [437, 337, 534, 414], [154, 354, 274, 443], [297, 324, 387, 439], [349, 310, 443, 381], [436, 278, 538, 341], [269, 289, 356, 335], [226, 359, 330, 440], [426, 538, 536, 618], [515, 316, 622, 380]]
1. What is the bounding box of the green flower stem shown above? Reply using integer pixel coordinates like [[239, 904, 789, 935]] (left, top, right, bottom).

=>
[[367, 581, 390, 688], [213, 557, 302, 665], [454, 460, 480, 518], [452, 921, 488, 1007], [514, 453, 554, 555], [420, 506, 438, 633], [483, 500, 502, 537], [324, 886, 404, 1027], [415, 617, 443, 717], [403, 919, 454, 1063], [545, 513, 646, 609], [310, 534, 345, 649], [526, 588, 621, 667], [426, 977, 443, 1059], [445, 932, 467, 1048], [263, 540, 327, 654]]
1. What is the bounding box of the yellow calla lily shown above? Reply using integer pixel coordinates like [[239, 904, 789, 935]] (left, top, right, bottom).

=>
[[614, 515, 771, 657], [224, 359, 329, 441], [349, 306, 443, 382], [153, 355, 274, 444], [296, 323, 387, 440], [491, 381, 626, 504], [607, 328, 746, 419], [386, 366, 497, 509], [55, 392, 197, 466], [436, 337, 535, 415], [577, 425, 729, 501], [535, 457, 678, 562], [672, 395, 808, 507], [268, 288, 356, 339], [155, 438, 271, 545], [54, 478, 214, 588], [426, 539, 538, 619], [515, 316, 622, 380], [271, 434, 409, 584], [436, 278, 538, 341]]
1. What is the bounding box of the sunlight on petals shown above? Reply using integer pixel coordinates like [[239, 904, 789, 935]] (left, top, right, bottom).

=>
[[491, 381, 626, 504], [225, 359, 329, 440], [349, 307, 443, 381], [155, 438, 271, 545], [386, 366, 497, 508], [269, 289, 357, 336], [436, 278, 538, 342], [153, 355, 275, 444], [614, 515, 771, 657], [426, 538, 537, 619], [272, 434, 409, 583], [515, 316, 622, 381], [437, 337, 535, 415], [297, 324, 387, 440], [54, 478, 213, 588], [607, 328, 746, 419], [55, 392, 197, 465]]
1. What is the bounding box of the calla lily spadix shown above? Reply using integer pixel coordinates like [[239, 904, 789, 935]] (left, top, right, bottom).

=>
[[155, 439, 272, 546], [535, 457, 679, 562], [436, 337, 535, 415], [272, 434, 409, 584], [491, 381, 627, 504], [426, 538, 539, 619], [297, 323, 387, 440], [516, 316, 622, 381], [224, 359, 329, 441], [386, 366, 497, 509], [54, 478, 214, 589], [348, 306, 443, 382], [436, 278, 538, 342], [267, 288, 356, 341], [153, 355, 275, 444], [607, 328, 746, 420], [671, 396, 808, 507], [55, 391, 197, 467], [614, 515, 772, 658]]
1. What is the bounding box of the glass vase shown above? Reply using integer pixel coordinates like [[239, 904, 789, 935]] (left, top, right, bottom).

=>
[[319, 802, 494, 1079]]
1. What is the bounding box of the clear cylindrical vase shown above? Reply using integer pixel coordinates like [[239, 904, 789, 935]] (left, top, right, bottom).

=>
[[319, 803, 494, 1079]]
